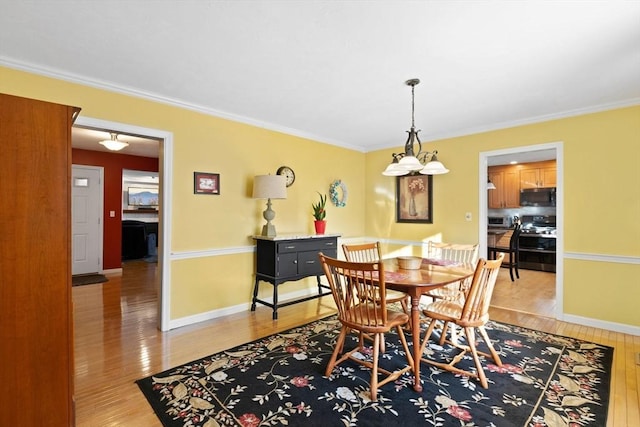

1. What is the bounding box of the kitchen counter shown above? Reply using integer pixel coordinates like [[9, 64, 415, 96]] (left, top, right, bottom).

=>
[[488, 229, 508, 247]]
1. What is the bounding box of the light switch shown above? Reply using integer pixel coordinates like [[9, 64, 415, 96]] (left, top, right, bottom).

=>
[[465, 212, 472, 221], [110, 211, 116, 218]]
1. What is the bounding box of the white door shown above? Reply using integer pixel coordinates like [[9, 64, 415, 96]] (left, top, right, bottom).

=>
[[72, 165, 103, 275]]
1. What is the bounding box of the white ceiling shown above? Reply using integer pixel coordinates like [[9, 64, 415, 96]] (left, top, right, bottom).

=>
[[1, 1, 639, 161]]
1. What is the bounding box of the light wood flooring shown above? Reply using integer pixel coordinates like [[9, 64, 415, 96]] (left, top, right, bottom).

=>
[[73, 261, 639, 426]]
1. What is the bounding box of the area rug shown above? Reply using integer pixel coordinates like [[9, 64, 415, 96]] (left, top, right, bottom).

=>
[[136, 316, 612, 426], [71, 273, 108, 287]]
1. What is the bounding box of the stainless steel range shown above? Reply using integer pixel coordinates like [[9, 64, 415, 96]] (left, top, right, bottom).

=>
[[519, 215, 556, 272]]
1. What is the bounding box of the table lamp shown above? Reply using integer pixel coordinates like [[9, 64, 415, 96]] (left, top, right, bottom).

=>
[[252, 174, 287, 237]]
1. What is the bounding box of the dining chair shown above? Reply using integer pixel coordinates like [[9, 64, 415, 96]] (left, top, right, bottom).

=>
[[319, 253, 414, 401], [419, 253, 505, 389], [342, 242, 410, 316], [422, 242, 479, 344], [488, 224, 522, 281], [424, 242, 479, 302]]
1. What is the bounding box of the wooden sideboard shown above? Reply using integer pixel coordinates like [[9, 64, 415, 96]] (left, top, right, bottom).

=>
[[251, 234, 339, 319]]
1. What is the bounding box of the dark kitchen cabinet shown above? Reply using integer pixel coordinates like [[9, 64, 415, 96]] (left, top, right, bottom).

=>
[[251, 235, 339, 319]]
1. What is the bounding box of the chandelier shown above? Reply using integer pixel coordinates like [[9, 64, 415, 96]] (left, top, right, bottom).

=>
[[382, 79, 449, 176]]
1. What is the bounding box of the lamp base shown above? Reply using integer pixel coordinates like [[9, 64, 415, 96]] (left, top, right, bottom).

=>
[[261, 223, 276, 237], [261, 198, 277, 237]]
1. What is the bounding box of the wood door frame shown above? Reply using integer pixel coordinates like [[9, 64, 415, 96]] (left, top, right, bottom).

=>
[[74, 116, 173, 331], [478, 141, 564, 321]]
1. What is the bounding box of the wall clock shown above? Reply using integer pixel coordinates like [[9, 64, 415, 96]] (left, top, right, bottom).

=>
[[276, 166, 295, 187]]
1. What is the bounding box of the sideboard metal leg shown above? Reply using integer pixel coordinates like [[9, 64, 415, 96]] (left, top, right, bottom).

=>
[[272, 284, 279, 319]]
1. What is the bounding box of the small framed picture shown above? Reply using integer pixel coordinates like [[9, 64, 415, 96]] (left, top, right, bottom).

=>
[[194, 172, 220, 195], [396, 174, 433, 223]]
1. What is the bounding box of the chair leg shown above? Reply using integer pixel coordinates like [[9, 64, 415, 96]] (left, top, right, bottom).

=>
[[464, 327, 489, 389], [437, 321, 458, 345], [370, 333, 381, 401], [400, 296, 411, 329], [477, 326, 502, 366], [325, 326, 348, 377], [419, 317, 439, 356], [395, 324, 414, 369], [514, 256, 520, 279], [440, 321, 461, 346]]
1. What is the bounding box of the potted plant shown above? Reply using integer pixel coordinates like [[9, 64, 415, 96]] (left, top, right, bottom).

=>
[[312, 192, 327, 234]]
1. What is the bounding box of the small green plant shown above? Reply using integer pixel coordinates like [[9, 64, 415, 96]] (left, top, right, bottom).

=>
[[312, 192, 327, 220]]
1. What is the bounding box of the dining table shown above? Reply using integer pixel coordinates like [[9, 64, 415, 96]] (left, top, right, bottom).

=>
[[380, 256, 475, 392]]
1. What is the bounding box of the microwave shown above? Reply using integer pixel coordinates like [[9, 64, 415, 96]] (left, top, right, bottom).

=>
[[488, 216, 510, 227], [520, 187, 556, 207]]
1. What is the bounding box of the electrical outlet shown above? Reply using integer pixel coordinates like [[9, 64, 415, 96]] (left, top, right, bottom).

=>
[[110, 210, 116, 218], [465, 212, 472, 221]]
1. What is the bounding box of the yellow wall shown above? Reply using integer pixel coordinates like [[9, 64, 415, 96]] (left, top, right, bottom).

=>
[[366, 107, 640, 327], [0, 66, 366, 320], [2, 65, 639, 328]]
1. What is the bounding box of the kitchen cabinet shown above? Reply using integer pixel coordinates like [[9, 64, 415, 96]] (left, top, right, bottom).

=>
[[251, 234, 339, 319], [488, 167, 520, 208], [0, 93, 80, 426], [520, 161, 556, 189]]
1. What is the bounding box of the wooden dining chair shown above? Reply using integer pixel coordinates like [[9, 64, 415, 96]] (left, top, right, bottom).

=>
[[342, 242, 410, 316], [319, 253, 414, 401], [424, 242, 479, 302], [421, 242, 479, 344], [419, 253, 505, 389]]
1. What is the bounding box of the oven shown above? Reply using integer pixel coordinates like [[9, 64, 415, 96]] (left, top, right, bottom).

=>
[[518, 215, 556, 272]]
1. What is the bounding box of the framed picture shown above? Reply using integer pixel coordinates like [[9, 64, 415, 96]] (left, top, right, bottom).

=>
[[128, 186, 159, 207], [194, 172, 220, 195], [396, 174, 433, 223]]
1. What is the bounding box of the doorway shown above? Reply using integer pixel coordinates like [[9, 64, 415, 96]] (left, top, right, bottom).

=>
[[73, 116, 173, 331], [479, 142, 564, 320]]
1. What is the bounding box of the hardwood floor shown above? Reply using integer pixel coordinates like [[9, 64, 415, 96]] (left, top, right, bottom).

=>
[[492, 268, 556, 318], [73, 261, 639, 426]]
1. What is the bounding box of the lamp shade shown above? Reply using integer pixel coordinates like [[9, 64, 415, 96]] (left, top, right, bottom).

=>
[[419, 160, 449, 175], [382, 162, 407, 176], [252, 175, 287, 199], [99, 133, 129, 151], [397, 155, 423, 171]]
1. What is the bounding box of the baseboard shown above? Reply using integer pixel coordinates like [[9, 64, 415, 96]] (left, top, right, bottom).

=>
[[102, 268, 123, 275], [168, 287, 326, 330], [168, 288, 640, 337], [560, 313, 640, 336]]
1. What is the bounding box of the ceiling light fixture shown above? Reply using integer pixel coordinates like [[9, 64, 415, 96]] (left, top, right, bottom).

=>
[[99, 133, 129, 151], [487, 178, 496, 190], [382, 79, 449, 176]]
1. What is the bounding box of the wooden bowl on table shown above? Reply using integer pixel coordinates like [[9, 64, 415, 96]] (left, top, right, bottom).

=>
[[397, 256, 422, 270]]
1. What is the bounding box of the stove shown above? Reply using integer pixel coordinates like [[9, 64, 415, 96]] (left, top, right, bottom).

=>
[[518, 215, 556, 272]]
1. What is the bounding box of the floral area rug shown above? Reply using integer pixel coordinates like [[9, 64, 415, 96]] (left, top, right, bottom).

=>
[[136, 315, 612, 426]]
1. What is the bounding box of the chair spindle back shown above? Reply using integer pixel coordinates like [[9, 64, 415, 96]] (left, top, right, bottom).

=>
[[319, 253, 388, 328], [459, 253, 504, 326], [342, 242, 382, 262], [427, 242, 479, 264]]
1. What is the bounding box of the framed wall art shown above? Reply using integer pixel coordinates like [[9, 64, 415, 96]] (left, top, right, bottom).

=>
[[194, 172, 220, 195], [396, 174, 433, 223]]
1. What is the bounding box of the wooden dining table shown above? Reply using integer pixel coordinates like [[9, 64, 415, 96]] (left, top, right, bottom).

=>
[[381, 257, 475, 392]]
